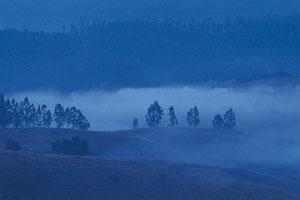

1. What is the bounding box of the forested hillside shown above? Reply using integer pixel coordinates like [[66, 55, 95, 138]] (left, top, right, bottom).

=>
[[1, 15, 300, 92]]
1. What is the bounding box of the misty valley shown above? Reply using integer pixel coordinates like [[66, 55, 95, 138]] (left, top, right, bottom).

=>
[[1, 1, 300, 199], [1, 83, 300, 199]]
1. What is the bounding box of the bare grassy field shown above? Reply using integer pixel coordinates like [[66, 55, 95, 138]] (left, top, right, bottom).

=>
[[0, 128, 300, 199], [0, 151, 300, 200]]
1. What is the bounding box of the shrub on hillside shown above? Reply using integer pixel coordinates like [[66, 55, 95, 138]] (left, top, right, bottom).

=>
[[51, 136, 89, 156], [5, 140, 21, 151]]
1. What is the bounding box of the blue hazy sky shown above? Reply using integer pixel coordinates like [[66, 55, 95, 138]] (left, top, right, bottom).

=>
[[1, 0, 300, 31]]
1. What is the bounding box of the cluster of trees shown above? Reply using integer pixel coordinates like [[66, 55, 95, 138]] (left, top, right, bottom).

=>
[[134, 101, 236, 131], [53, 104, 90, 130], [5, 140, 21, 151], [1, 15, 300, 93], [51, 136, 89, 156], [0, 94, 90, 130], [213, 109, 236, 131]]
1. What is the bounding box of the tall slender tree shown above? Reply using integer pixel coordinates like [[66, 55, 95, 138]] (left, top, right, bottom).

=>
[[35, 105, 43, 127], [168, 106, 178, 127], [42, 105, 51, 127], [5, 98, 13, 128], [223, 108, 236, 131], [54, 104, 65, 128], [11, 99, 22, 128], [21, 97, 33, 128], [0, 94, 9, 128], [29, 104, 36, 127]]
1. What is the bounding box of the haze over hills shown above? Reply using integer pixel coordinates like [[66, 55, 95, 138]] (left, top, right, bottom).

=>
[[1, 0, 300, 31], [1, 1, 300, 199]]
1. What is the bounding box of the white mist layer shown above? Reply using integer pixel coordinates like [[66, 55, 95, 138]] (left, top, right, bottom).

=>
[[9, 86, 300, 135]]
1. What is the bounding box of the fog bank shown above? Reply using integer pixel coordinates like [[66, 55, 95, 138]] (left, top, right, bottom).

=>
[[9, 85, 300, 135]]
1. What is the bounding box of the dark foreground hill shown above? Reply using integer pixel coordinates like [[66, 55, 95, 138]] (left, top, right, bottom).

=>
[[0, 151, 300, 200]]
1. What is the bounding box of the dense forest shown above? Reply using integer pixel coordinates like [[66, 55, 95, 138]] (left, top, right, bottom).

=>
[[1, 15, 300, 92]]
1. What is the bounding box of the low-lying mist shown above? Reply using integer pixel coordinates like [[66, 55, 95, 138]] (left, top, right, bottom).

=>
[[10, 85, 300, 133], [5, 84, 300, 169]]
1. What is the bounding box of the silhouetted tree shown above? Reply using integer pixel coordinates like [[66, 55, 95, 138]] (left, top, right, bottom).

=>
[[21, 97, 34, 128], [133, 117, 138, 129], [186, 106, 200, 127], [168, 106, 178, 127], [42, 105, 52, 128], [145, 101, 164, 127], [5, 98, 13, 127], [65, 107, 71, 128], [54, 104, 65, 128], [29, 104, 37, 127], [213, 114, 224, 129], [0, 94, 9, 128], [11, 99, 22, 128], [35, 105, 43, 127], [223, 108, 236, 131], [77, 109, 90, 130]]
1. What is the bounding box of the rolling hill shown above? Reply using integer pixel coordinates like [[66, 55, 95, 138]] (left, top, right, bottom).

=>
[[0, 128, 300, 199], [0, 151, 300, 200]]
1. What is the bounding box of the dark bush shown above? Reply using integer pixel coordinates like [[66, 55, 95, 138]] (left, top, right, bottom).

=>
[[5, 140, 21, 151], [51, 136, 89, 156]]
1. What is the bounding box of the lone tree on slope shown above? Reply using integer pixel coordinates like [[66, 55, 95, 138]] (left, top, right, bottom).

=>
[[145, 101, 164, 127], [186, 106, 200, 127], [168, 106, 178, 127]]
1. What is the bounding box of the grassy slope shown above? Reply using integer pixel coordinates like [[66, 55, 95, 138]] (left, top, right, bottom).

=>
[[0, 151, 299, 200], [0, 128, 300, 199], [0, 127, 239, 155]]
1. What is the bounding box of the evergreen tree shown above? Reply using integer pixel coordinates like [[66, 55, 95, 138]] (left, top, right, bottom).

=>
[[35, 105, 43, 127], [145, 101, 164, 127], [41, 105, 52, 127], [64, 107, 70, 128], [54, 104, 65, 128], [76, 109, 90, 130], [223, 108, 236, 131], [44, 110, 53, 128], [133, 117, 138, 129], [5, 98, 13, 128], [65, 107, 76, 128], [186, 106, 200, 127], [0, 94, 9, 128], [21, 97, 32, 128], [168, 106, 178, 127], [11, 99, 22, 128], [29, 104, 36, 127], [213, 114, 224, 129]]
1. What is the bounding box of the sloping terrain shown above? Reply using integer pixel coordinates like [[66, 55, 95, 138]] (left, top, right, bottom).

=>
[[0, 128, 300, 199], [0, 128, 240, 157], [0, 151, 299, 200]]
